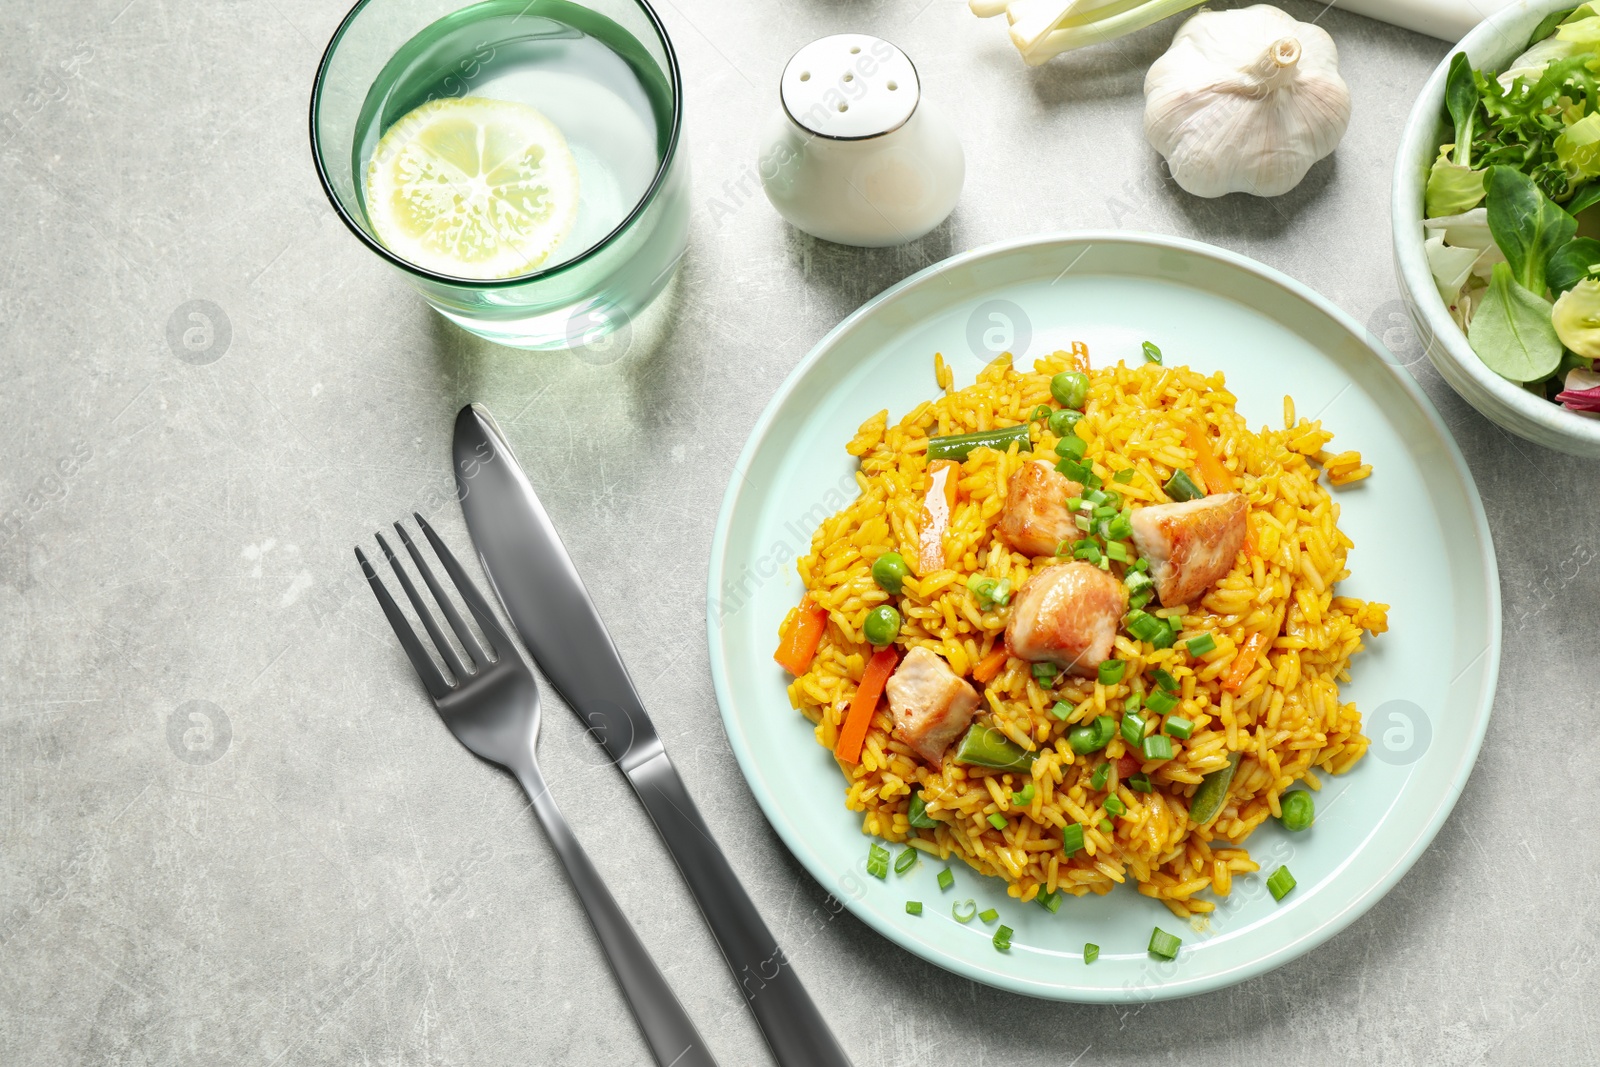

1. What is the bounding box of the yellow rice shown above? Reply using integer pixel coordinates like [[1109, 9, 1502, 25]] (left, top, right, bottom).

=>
[[781, 351, 1388, 917]]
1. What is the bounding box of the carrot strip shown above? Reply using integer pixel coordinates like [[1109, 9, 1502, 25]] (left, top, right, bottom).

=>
[[1184, 421, 1234, 494], [917, 459, 960, 574], [835, 648, 899, 764], [972, 646, 1009, 684], [1222, 608, 1283, 694], [774, 596, 828, 676]]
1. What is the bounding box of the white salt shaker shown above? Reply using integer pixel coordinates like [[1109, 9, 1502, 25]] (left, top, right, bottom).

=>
[[758, 34, 964, 247]]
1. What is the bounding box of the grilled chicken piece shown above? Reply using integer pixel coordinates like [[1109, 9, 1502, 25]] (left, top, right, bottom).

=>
[[1004, 562, 1126, 676], [1129, 492, 1248, 607], [996, 460, 1084, 557], [886, 646, 982, 769]]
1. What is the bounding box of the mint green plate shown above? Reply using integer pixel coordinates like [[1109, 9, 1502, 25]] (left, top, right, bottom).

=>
[[705, 233, 1498, 1002]]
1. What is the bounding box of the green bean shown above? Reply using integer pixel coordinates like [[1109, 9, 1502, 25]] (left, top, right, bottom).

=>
[[926, 423, 1032, 461], [952, 724, 1037, 771]]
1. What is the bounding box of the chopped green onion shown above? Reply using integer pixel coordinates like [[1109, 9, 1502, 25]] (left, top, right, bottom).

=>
[[927, 423, 1032, 461], [966, 574, 1012, 610], [1125, 610, 1167, 644], [1278, 791, 1315, 832], [867, 843, 889, 879], [1124, 692, 1142, 714], [1104, 540, 1129, 562], [1074, 514, 1092, 532], [953, 899, 978, 923], [1113, 467, 1135, 484], [1061, 823, 1085, 854], [1185, 633, 1217, 657], [1084, 943, 1100, 964], [1142, 734, 1175, 761], [1097, 660, 1125, 685], [1050, 700, 1073, 721], [1092, 504, 1117, 520], [1032, 661, 1059, 686], [1146, 688, 1179, 715], [1030, 404, 1052, 421], [938, 867, 955, 891], [1073, 540, 1101, 564], [1128, 773, 1153, 793], [1149, 622, 1176, 650], [1057, 458, 1092, 482], [1050, 371, 1090, 409], [1107, 513, 1134, 541], [1048, 408, 1082, 437], [1065, 495, 1084, 512], [1163, 469, 1205, 502], [906, 900, 923, 914], [908, 792, 940, 829], [1104, 795, 1126, 816], [1141, 340, 1163, 364], [993, 924, 1013, 951], [1098, 818, 1114, 834], [1120, 712, 1146, 747], [1090, 762, 1111, 790], [1153, 668, 1179, 692], [1037, 889, 1062, 914], [979, 907, 999, 923], [1082, 469, 1104, 491], [1267, 865, 1297, 901], [1055, 434, 1087, 460], [1163, 716, 1195, 740], [953, 725, 1037, 771], [987, 813, 1007, 831], [1129, 589, 1154, 609], [1011, 782, 1036, 806], [1148, 926, 1182, 960], [895, 848, 917, 874]]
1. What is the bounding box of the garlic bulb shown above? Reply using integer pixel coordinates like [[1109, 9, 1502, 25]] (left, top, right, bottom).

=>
[[1143, 5, 1351, 198]]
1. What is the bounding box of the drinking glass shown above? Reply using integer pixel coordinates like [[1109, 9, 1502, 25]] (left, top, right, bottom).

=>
[[310, 0, 687, 350]]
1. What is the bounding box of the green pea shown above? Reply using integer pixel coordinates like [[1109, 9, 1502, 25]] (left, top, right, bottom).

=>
[[1278, 790, 1315, 832], [1067, 725, 1100, 756], [1050, 371, 1090, 410], [1047, 408, 1082, 437], [871, 551, 910, 595], [864, 605, 902, 646]]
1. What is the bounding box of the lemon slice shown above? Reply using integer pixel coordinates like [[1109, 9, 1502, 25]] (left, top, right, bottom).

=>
[[365, 97, 580, 280]]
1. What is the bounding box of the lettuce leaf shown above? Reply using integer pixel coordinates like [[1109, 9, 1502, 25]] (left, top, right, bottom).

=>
[[1427, 151, 1487, 216], [1469, 261, 1564, 382]]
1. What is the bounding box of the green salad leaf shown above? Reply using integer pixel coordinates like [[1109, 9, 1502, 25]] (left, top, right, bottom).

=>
[[1556, 112, 1600, 182], [1553, 277, 1600, 356], [1427, 151, 1487, 216], [1468, 261, 1565, 382], [1486, 166, 1577, 294], [1546, 236, 1600, 293], [1530, 8, 1581, 43], [1445, 51, 1480, 167]]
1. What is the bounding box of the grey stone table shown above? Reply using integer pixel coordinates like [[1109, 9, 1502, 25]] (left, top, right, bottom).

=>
[[2, 1, 1595, 1064]]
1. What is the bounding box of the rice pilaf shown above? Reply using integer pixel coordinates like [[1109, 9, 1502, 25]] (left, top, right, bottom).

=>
[[779, 349, 1387, 918]]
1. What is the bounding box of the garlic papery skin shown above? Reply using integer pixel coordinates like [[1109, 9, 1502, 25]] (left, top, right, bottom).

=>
[[1143, 5, 1352, 198]]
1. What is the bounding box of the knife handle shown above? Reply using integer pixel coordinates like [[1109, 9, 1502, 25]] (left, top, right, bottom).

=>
[[515, 764, 719, 1067], [628, 751, 854, 1067]]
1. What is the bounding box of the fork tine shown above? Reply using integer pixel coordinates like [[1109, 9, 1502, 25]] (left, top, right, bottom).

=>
[[355, 546, 453, 700], [375, 531, 473, 681], [394, 521, 491, 670], [413, 512, 511, 655]]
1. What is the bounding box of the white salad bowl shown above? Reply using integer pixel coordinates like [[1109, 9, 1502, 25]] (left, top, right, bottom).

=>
[[1393, 0, 1600, 457]]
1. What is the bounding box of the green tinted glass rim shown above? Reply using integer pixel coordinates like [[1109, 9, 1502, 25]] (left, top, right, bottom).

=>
[[308, 0, 683, 289]]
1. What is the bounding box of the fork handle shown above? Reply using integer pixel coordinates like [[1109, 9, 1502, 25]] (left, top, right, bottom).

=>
[[515, 764, 718, 1067]]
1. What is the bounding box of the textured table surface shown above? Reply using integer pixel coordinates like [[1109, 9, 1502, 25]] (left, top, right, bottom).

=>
[[3, 1, 1596, 1064]]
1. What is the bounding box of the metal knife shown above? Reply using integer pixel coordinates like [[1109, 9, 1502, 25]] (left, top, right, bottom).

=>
[[453, 403, 853, 1067]]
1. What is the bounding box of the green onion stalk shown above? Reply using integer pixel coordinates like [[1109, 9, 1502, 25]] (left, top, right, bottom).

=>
[[972, 0, 1209, 65]]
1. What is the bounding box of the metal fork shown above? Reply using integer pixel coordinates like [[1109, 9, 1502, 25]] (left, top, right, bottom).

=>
[[356, 514, 717, 1067]]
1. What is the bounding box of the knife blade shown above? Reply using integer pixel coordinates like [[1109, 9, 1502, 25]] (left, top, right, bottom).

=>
[[453, 403, 853, 1067]]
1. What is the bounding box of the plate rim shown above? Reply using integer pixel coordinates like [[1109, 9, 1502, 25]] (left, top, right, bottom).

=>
[[705, 230, 1501, 1002]]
